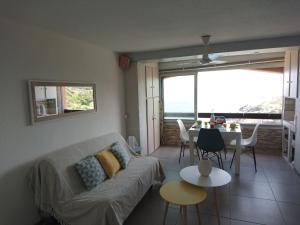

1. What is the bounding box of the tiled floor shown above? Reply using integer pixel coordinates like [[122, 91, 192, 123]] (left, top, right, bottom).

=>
[[124, 146, 300, 225]]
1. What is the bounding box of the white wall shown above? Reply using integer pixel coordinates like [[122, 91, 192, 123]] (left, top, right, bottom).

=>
[[0, 19, 125, 225]]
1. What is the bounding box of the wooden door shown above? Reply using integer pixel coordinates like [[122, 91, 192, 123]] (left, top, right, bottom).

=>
[[153, 97, 160, 150], [283, 51, 291, 97], [146, 65, 153, 98], [147, 98, 155, 155], [290, 50, 299, 98], [152, 65, 160, 97]]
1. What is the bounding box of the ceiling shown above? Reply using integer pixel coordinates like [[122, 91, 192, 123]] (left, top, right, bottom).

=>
[[159, 48, 286, 70], [0, 0, 300, 53]]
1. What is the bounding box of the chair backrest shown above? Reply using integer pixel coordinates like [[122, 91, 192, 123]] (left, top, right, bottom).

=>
[[177, 119, 189, 142], [248, 123, 260, 146], [197, 128, 225, 152]]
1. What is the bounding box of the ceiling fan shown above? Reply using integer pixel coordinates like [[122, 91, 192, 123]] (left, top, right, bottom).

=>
[[199, 35, 225, 65], [176, 35, 226, 67]]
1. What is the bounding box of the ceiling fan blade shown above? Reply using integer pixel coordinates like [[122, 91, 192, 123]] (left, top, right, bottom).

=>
[[176, 61, 199, 66], [208, 53, 219, 60], [211, 60, 227, 64]]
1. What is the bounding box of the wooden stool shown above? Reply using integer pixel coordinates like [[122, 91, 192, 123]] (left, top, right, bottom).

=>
[[159, 180, 207, 225]]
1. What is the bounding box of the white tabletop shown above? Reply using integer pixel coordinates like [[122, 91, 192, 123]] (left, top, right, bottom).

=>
[[180, 166, 231, 188]]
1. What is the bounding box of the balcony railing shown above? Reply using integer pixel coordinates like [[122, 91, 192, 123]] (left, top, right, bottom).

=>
[[164, 112, 282, 120]]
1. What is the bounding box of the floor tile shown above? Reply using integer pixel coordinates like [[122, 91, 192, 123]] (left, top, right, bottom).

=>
[[278, 202, 300, 225], [229, 166, 268, 182], [230, 196, 285, 225], [152, 146, 179, 159], [186, 211, 230, 225], [125, 204, 179, 225], [125, 186, 178, 225], [230, 179, 275, 200], [160, 159, 181, 172], [259, 155, 292, 171], [230, 219, 263, 225], [270, 182, 300, 204], [199, 188, 231, 217], [264, 169, 300, 185], [163, 170, 182, 184]]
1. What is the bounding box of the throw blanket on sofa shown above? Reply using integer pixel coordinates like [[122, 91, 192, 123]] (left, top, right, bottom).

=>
[[29, 133, 165, 225]]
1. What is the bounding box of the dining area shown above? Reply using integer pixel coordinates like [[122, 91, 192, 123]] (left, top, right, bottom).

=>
[[177, 115, 259, 174], [124, 116, 300, 225], [154, 69, 295, 225], [150, 115, 257, 225]]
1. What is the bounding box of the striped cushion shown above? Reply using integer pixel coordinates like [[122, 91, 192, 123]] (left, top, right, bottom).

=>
[[111, 142, 131, 169], [75, 155, 107, 190]]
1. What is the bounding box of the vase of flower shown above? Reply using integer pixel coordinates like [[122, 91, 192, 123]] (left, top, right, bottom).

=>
[[198, 157, 212, 177]]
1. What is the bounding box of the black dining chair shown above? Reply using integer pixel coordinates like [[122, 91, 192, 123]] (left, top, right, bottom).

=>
[[196, 128, 225, 169]]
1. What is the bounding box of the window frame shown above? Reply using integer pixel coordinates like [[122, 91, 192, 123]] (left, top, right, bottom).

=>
[[161, 72, 198, 120], [161, 70, 283, 121]]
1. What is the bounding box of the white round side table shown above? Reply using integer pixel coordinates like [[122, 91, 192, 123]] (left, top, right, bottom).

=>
[[180, 166, 231, 225]]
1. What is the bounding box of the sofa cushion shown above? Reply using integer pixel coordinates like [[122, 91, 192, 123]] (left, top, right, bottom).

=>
[[75, 155, 107, 190], [111, 142, 131, 168], [96, 149, 121, 177]]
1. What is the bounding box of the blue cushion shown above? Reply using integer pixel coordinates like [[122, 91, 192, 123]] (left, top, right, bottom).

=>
[[132, 146, 142, 154], [75, 155, 107, 190], [111, 142, 131, 169]]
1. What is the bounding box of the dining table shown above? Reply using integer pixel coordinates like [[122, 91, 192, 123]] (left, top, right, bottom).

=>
[[188, 122, 242, 175]]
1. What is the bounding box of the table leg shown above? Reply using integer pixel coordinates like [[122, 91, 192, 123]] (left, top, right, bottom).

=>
[[213, 187, 221, 225], [179, 206, 183, 224], [235, 134, 241, 175], [189, 131, 195, 165], [195, 204, 202, 225], [183, 206, 188, 225], [162, 201, 169, 225]]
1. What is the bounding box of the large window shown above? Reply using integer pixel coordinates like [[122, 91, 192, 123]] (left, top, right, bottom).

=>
[[197, 69, 283, 115], [163, 75, 194, 119], [163, 68, 283, 120]]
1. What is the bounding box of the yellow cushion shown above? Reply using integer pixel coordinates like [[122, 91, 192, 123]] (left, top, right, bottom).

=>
[[96, 149, 121, 177]]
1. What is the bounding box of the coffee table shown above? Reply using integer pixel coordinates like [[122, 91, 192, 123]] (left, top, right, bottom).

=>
[[160, 180, 207, 225], [180, 166, 231, 225]]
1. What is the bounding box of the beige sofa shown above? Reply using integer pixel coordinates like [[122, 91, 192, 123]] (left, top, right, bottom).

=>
[[29, 132, 165, 225]]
